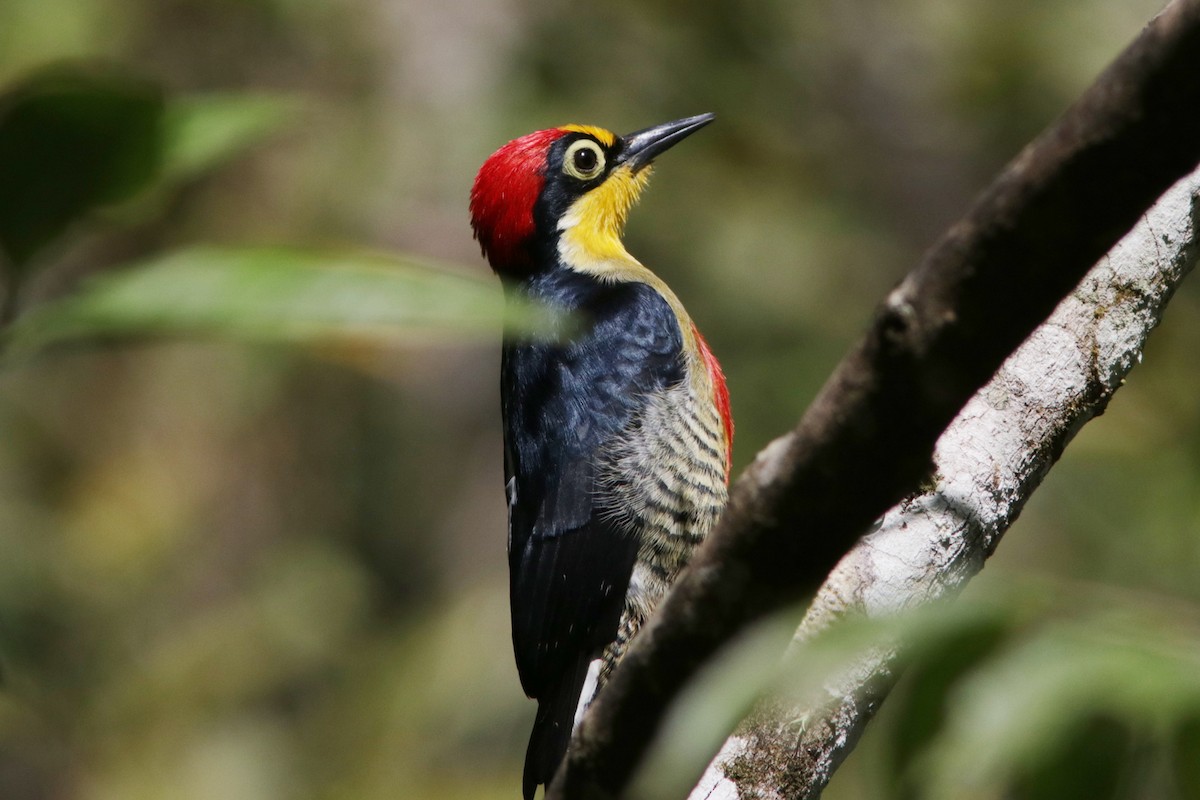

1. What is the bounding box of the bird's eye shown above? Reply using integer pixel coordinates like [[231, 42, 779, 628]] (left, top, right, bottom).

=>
[[563, 140, 606, 180], [574, 147, 597, 172]]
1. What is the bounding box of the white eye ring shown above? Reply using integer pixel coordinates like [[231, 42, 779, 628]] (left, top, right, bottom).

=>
[[563, 140, 606, 180]]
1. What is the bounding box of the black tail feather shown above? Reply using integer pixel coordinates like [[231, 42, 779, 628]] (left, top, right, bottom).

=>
[[522, 654, 593, 800]]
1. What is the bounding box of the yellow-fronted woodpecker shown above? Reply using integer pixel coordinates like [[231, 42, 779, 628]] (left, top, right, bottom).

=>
[[470, 114, 732, 799]]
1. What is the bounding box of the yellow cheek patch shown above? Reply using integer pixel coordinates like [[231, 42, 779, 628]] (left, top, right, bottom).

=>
[[558, 163, 654, 271], [558, 124, 617, 147]]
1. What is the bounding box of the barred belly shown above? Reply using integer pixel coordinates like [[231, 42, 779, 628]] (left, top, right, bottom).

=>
[[594, 379, 729, 687]]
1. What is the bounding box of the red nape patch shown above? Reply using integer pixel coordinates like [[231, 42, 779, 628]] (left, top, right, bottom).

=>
[[470, 128, 564, 274], [692, 324, 733, 481]]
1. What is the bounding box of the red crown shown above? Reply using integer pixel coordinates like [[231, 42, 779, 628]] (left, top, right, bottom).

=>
[[470, 128, 566, 274]]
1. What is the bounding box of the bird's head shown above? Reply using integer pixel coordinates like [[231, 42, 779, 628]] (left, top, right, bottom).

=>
[[470, 113, 714, 277]]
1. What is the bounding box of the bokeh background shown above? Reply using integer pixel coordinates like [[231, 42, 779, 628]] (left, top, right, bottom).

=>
[[0, 0, 1196, 798]]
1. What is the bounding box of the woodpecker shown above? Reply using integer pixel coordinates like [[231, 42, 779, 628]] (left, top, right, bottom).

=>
[[470, 114, 732, 799]]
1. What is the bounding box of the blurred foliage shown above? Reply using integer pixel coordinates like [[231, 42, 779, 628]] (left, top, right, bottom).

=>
[[635, 586, 1200, 800], [4, 247, 550, 358], [160, 94, 300, 183], [0, 69, 164, 271], [0, 0, 1194, 799], [898, 589, 1200, 800]]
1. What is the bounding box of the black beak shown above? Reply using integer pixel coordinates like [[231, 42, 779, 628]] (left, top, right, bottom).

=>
[[617, 113, 715, 172]]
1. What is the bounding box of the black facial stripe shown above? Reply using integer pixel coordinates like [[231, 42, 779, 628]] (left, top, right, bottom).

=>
[[530, 132, 621, 266]]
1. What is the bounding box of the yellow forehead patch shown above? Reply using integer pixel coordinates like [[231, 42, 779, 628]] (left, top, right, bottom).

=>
[[558, 124, 617, 147]]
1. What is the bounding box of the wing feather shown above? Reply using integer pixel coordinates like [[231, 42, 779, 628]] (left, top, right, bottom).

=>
[[502, 277, 684, 704]]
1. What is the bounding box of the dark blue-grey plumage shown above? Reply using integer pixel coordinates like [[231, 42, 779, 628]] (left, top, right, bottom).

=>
[[502, 272, 684, 797]]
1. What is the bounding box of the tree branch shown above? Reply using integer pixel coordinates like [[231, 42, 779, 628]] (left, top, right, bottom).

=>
[[691, 165, 1200, 800], [549, 1, 1200, 797]]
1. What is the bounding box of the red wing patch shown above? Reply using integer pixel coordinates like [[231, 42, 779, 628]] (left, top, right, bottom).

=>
[[691, 324, 733, 480]]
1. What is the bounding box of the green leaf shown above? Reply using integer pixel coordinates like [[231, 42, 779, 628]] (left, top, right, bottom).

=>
[[1009, 713, 1132, 800], [0, 67, 164, 268], [160, 93, 299, 181], [885, 615, 1010, 800], [3, 246, 555, 355], [921, 617, 1200, 800], [1172, 716, 1200, 799]]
